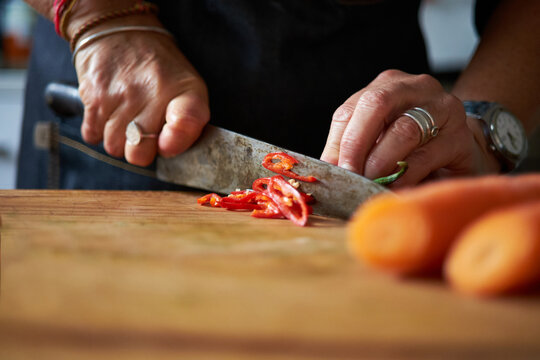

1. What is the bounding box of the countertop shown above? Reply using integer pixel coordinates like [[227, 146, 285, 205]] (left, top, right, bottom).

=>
[[1, 190, 540, 359]]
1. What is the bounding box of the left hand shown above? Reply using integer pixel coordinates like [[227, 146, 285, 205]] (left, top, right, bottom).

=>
[[320, 70, 500, 187]]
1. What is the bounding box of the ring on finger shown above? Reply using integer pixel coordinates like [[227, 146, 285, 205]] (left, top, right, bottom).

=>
[[125, 120, 158, 146], [401, 107, 439, 146]]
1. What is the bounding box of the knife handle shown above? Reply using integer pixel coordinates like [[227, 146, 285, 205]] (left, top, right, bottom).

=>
[[45, 83, 84, 117]]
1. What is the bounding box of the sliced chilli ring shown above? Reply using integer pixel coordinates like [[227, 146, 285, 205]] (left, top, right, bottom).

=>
[[262, 152, 317, 183], [265, 175, 309, 226], [197, 193, 223, 207]]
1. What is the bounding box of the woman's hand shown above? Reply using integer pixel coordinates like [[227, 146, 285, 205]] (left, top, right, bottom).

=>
[[320, 70, 501, 187], [74, 17, 210, 167]]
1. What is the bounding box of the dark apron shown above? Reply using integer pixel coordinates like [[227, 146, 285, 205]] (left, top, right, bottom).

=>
[[17, 0, 429, 189]]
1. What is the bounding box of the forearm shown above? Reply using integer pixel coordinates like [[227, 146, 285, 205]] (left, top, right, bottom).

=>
[[452, 0, 540, 133]]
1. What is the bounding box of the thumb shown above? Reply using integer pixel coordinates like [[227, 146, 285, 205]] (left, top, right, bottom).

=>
[[158, 89, 210, 158]]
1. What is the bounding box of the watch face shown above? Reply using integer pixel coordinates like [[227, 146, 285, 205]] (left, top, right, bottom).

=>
[[492, 110, 526, 157]]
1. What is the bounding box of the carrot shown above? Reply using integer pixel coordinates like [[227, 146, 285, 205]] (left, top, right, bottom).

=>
[[444, 200, 540, 297], [347, 174, 540, 275]]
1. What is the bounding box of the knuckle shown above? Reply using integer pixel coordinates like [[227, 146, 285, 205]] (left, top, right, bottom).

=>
[[175, 112, 206, 134], [82, 108, 104, 136], [324, 141, 341, 155], [332, 104, 354, 123], [79, 88, 99, 109], [93, 71, 111, 89], [339, 133, 361, 155], [376, 69, 403, 82], [168, 99, 209, 131], [81, 124, 99, 144], [439, 94, 466, 127], [364, 154, 385, 176], [78, 82, 90, 102], [184, 75, 208, 94], [408, 146, 431, 165], [416, 73, 442, 90], [103, 139, 124, 158], [392, 116, 421, 144], [120, 85, 138, 102], [447, 94, 466, 117], [82, 89, 105, 111], [357, 88, 392, 111]]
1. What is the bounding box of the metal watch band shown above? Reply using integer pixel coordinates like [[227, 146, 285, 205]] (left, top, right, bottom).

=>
[[462, 101, 492, 118]]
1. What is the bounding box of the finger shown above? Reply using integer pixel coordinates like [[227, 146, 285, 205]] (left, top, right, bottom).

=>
[[158, 90, 210, 158], [363, 115, 423, 179], [99, 101, 140, 157], [389, 128, 471, 188], [124, 104, 164, 167], [337, 71, 444, 174], [320, 92, 362, 165], [78, 80, 118, 145], [364, 100, 449, 179], [388, 144, 449, 188], [81, 102, 114, 145], [320, 70, 405, 166]]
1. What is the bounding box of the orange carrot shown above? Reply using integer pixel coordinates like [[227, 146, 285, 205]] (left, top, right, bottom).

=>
[[347, 174, 540, 275], [444, 200, 540, 297]]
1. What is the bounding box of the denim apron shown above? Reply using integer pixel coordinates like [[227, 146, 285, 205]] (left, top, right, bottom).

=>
[[18, 0, 430, 189]]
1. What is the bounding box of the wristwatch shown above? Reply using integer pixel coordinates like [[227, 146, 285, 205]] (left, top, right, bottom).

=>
[[463, 101, 528, 171]]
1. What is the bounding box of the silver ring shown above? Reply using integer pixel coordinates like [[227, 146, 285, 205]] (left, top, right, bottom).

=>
[[125, 121, 158, 146], [401, 107, 439, 146], [413, 107, 439, 137]]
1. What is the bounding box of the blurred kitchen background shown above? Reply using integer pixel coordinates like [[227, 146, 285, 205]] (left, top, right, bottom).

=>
[[0, 0, 536, 189]]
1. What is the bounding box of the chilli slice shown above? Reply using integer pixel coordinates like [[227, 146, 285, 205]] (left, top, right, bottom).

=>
[[262, 152, 317, 183], [264, 175, 310, 226]]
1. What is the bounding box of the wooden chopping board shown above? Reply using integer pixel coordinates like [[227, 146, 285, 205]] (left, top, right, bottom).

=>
[[1, 190, 540, 360]]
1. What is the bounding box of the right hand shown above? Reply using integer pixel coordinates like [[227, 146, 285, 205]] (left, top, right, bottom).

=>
[[72, 16, 210, 167]]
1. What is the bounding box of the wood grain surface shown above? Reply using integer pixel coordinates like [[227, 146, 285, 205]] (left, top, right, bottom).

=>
[[1, 190, 540, 359]]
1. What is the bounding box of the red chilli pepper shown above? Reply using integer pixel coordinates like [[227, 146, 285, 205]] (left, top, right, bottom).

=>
[[252, 177, 270, 192], [301, 192, 315, 205], [264, 175, 309, 226], [221, 192, 265, 211], [251, 200, 283, 219], [262, 152, 317, 183], [197, 193, 223, 207], [198, 153, 316, 226]]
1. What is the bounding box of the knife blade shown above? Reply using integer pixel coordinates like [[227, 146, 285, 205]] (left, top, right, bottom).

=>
[[45, 83, 387, 218]]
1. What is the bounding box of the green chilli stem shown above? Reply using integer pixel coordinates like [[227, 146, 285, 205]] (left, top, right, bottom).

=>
[[373, 161, 408, 186]]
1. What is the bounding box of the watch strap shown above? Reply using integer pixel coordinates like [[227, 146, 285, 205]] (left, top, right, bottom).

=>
[[462, 101, 492, 119]]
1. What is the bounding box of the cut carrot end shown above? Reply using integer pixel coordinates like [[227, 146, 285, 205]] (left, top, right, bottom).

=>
[[347, 194, 434, 274], [445, 201, 540, 297]]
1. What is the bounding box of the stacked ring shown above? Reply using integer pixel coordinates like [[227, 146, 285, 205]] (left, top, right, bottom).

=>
[[401, 107, 439, 146]]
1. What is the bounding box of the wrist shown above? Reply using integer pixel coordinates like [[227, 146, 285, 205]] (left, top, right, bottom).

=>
[[463, 101, 528, 172], [72, 13, 164, 37], [68, 2, 164, 53], [66, 1, 164, 46], [466, 116, 502, 174]]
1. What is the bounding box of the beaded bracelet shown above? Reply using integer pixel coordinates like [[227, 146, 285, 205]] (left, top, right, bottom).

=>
[[71, 25, 174, 64], [70, 1, 158, 52]]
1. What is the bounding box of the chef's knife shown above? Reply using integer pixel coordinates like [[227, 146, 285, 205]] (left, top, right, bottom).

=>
[[45, 82, 387, 218]]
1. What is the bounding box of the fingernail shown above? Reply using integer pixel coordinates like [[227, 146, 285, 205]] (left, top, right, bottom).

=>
[[320, 151, 336, 164]]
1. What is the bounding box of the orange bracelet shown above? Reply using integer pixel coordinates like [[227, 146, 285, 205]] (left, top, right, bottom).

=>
[[69, 1, 158, 52]]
